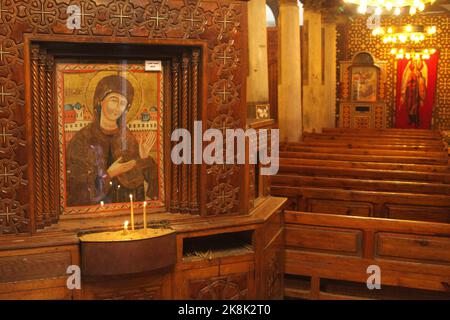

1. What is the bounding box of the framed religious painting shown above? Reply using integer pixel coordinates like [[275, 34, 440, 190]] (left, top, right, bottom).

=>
[[55, 61, 165, 215], [350, 65, 379, 102]]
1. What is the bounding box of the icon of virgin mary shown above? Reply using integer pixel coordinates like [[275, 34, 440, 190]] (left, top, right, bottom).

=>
[[65, 74, 159, 206]]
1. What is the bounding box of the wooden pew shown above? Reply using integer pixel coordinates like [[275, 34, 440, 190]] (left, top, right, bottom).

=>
[[279, 158, 450, 173], [271, 186, 450, 223], [305, 131, 443, 141], [322, 127, 443, 138], [280, 151, 448, 165], [283, 145, 447, 158], [271, 174, 450, 196], [302, 133, 445, 146], [276, 129, 450, 298], [283, 141, 446, 152], [284, 211, 450, 300], [277, 164, 450, 183]]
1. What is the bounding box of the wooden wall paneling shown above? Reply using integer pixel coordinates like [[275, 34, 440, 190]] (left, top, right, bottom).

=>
[[80, 271, 173, 300], [205, 1, 246, 217], [262, 230, 284, 300], [0, 244, 79, 300], [254, 207, 284, 299]]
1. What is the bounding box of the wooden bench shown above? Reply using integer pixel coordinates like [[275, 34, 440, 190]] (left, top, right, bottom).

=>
[[280, 151, 448, 165], [282, 145, 447, 158], [279, 158, 450, 173], [277, 164, 450, 183], [322, 127, 443, 138], [284, 211, 450, 300], [275, 129, 450, 298], [283, 141, 446, 152], [271, 174, 450, 196], [305, 131, 444, 141], [302, 133, 446, 146], [272, 186, 450, 223]]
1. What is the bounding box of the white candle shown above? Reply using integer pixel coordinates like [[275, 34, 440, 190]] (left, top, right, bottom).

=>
[[123, 220, 129, 235], [129, 194, 135, 231], [143, 201, 147, 230]]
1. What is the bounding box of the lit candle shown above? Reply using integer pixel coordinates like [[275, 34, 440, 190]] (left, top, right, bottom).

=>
[[129, 194, 135, 231], [100, 201, 104, 208], [123, 220, 129, 235], [143, 201, 147, 230]]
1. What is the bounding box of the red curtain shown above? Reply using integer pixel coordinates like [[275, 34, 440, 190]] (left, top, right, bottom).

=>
[[394, 52, 439, 129]]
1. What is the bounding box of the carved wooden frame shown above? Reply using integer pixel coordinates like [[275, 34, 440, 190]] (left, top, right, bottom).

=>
[[24, 35, 208, 227]]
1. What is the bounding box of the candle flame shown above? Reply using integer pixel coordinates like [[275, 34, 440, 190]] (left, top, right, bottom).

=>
[[129, 194, 133, 200], [100, 201, 104, 207], [143, 201, 147, 207], [124, 220, 129, 229]]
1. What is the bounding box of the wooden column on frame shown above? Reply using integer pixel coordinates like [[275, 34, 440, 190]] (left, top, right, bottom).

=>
[[30, 45, 44, 229], [190, 49, 200, 214], [170, 58, 180, 213], [180, 53, 190, 213], [45, 55, 58, 223], [38, 49, 51, 226], [31, 46, 58, 228]]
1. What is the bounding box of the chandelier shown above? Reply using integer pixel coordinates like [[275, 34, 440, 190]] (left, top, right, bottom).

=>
[[390, 48, 436, 59], [372, 25, 437, 43], [343, 0, 436, 15]]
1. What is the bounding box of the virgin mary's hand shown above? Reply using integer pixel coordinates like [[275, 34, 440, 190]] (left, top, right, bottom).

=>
[[107, 157, 137, 178], [139, 132, 157, 159]]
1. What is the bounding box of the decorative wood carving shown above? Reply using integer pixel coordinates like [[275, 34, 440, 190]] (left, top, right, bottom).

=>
[[0, 250, 71, 283], [189, 273, 248, 300], [93, 286, 162, 300], [0, 0, 248, 234], [266, 249, 282, 299]]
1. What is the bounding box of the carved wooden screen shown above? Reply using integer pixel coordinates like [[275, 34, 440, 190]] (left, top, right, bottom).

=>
[[0, 0, 248, 235]]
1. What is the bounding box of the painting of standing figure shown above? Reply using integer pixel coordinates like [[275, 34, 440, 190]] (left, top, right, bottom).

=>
[[56, 62, 165, 214], [395, 52, 439, 129]]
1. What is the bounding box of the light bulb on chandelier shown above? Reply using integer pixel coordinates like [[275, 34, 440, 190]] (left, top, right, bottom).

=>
[[343, 0, 436, 15]]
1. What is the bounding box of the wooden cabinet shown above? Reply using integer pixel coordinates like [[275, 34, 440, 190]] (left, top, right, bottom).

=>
[[261, 231, 284, 300], [0, 197, 286, 300], [0, 244, 79, 300], [256, 209, 284, 300], [339, 103, 387, 129], [79, 271, 172, 300], [175, 227, 257, 299], [182, 262, 255, 300]]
